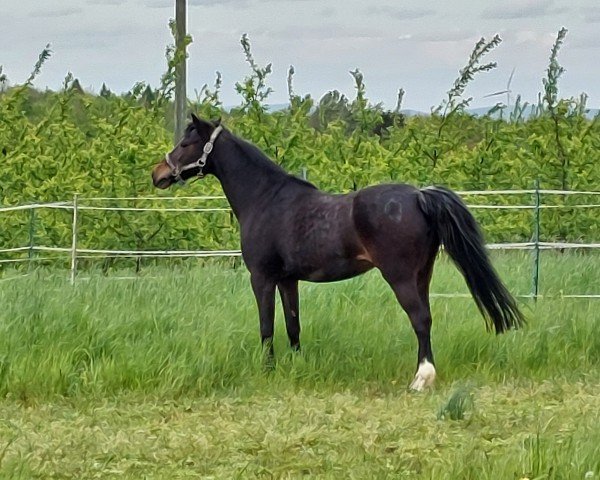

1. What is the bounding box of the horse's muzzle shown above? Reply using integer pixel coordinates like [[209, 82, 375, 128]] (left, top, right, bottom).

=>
[[152, 161, 173, 189]]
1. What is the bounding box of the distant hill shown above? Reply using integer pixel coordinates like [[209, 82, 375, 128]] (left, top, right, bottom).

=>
[[399, 109, 428, 117], [224, 103, 289, 112], [226, 103, 600, 119], [403, 106, 600, 119]]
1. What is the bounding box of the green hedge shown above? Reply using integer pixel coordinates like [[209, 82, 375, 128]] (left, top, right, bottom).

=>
[[1, 34, 599, 265]]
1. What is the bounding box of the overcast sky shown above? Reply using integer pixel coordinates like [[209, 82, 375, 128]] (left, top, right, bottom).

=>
[[1, 0, 599, 111]]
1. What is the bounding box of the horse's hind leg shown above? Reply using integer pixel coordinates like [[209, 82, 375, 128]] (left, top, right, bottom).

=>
[[278, 279, 300, 351], [381, 267, 436, 391], [413, 256, 437, 390]]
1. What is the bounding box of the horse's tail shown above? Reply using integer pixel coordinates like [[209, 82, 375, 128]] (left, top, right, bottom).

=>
[[418, 186, 525, 333]]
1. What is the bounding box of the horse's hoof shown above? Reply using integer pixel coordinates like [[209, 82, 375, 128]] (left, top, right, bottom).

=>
[[409, 360, 436, 392], [262, 357, 276, 373]]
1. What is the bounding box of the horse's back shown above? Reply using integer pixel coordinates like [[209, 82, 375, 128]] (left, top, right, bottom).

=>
[[352, 183, 426, 233], [351, 184, 435, 266]]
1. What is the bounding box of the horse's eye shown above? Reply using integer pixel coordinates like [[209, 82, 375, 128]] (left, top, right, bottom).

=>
[[181, 141, 190, 148]]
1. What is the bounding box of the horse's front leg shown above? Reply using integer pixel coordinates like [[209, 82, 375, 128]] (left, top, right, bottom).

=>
[[250, 272, 276, 365], [278, 279, 300, 351]]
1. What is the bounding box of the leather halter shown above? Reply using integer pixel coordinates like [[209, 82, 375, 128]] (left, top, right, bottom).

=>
[[165, 125, 223, 185]]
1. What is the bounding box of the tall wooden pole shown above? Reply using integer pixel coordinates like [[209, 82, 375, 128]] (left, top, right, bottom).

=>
[[174, 0, 187, 145]]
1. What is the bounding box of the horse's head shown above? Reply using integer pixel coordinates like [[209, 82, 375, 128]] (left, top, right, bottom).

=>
[[152, 114, 223, 189]]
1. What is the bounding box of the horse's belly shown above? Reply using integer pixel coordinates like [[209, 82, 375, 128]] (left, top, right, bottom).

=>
[[304, 259, 373, 283]]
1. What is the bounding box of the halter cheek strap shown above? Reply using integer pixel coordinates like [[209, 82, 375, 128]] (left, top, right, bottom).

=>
[[166, 125, 223, 185]]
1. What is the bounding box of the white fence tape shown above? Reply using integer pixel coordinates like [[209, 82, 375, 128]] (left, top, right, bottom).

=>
[[77, 206, 232, 212], [0, 202, 70, 213], [0, 246, 31, 254], [79, 195, 228, 202], [1, 191, 599, 260], [1, 191, 599, 288], [456, 189, 600, 195]]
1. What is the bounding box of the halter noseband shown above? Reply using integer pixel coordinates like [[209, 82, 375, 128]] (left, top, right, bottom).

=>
[[165, 125, 223, 185]]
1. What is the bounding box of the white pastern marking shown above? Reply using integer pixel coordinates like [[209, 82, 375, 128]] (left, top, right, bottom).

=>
[[409, 360, 436, 392]]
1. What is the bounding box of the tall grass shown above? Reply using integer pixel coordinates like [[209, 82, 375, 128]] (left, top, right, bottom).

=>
[[0, 252, 598, 478], [0, 251, 597, 400]]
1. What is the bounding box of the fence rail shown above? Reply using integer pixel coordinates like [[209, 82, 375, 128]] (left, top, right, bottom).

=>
[[1, 187, 599, 299]]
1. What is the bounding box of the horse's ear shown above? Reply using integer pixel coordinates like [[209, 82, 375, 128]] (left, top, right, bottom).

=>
[[191, 114, 213, 137]]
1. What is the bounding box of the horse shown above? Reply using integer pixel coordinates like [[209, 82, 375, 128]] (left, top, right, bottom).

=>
[[151, 115, 524, 391]]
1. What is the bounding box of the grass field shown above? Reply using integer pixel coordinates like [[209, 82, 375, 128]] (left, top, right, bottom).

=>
[[0, 252, 598, 478]]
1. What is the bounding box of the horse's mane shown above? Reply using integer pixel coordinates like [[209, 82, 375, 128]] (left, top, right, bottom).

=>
[[231, 134, 318, 190]]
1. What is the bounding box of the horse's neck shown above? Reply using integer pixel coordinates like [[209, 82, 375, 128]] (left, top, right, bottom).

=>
[[212, 139, 289, 220]]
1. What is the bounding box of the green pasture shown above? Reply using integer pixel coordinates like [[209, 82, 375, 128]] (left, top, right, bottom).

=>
[[0, 251, 598, 478]]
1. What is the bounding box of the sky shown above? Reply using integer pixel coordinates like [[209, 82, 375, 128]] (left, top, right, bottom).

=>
[[1, 0, 599, 111]]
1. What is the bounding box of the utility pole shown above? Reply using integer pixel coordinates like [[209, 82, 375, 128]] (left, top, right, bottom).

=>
[[174, 0, 187, 144]]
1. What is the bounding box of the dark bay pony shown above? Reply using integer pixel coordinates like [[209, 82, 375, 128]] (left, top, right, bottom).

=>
[[152, 115, 524, 391]]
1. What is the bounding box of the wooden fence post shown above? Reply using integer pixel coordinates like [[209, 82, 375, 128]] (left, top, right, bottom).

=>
[[70, 194, 79, 285], [532, 179, 541, 301], [27, 207, 35, 272]]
